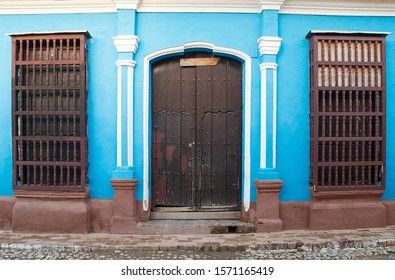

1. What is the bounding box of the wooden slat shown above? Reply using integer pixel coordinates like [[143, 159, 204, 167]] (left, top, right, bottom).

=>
[[197, 65, 213, 207], [225, 58, 242, 206], [177, 66, 195, 206], [210, 58, 228, 205]]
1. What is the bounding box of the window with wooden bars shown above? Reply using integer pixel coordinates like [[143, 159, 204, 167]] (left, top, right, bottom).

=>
[[11, 32, 90, 192], [307, 32, 387, 191]]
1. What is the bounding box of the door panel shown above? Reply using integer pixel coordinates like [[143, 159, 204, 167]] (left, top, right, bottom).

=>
[[152, 53, 242, 211]]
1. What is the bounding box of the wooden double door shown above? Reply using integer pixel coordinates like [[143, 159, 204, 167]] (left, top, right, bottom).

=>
[[151, 52, 242, 211]]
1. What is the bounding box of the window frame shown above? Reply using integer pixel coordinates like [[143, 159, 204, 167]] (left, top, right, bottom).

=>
[[307, 31, 387, 192], [11, 32, 90, 192]]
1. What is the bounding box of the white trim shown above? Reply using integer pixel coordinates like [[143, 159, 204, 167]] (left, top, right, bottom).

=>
[[3, 0, 395, 16], [0, 0, 116, 14], [260, 63, 278, 169], [115, 59, 136, 167], [138, 0, 261, 13], [115, 0, 141, 10], [272, 67, 278, 169], [257, 37, 282, 56], [143, 42, 252, 212], [260, 62, 278, 70], [113, 36, 139, 53], [116, 60, 136, 68], [0, 0, 280, 14], [116, 63, 122, 167], [259, 0, 284, 10], [127, 63, 136, 167], [260, 64, 267, 169], [280, 0, 395, 16]]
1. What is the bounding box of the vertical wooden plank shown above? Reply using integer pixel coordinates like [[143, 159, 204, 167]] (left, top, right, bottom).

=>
[[152, 61, 169, 206], [210, 58, 228, 205], [197, 65, 213, 207], [179, 64, 196, 207], [225, 58, 242, 207], [166, 59, 183, 206]]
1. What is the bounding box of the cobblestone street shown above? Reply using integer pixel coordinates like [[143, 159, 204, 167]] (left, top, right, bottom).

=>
[[1, 246, 395, 260], [1, 226, 395, 260]]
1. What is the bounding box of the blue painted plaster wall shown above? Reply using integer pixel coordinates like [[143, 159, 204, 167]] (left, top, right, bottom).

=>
[[0, 12, 264, 202], [0, 13, 118, 198], [277, 14, 395, 201], [2, 11, 394, 204]]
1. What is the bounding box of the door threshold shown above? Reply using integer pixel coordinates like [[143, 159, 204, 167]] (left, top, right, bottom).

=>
[[136, 219, 256, 234], [150, 211, 241, 220]]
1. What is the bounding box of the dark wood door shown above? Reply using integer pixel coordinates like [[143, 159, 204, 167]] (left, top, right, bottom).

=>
[[151, 53, 242, 211]]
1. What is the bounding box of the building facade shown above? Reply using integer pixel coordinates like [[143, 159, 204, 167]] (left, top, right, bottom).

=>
[[0, 0, 394, 233]]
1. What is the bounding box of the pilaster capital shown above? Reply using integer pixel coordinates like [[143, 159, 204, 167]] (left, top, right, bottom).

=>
[[260, 62, 278, 70], [258, 0, 284, 11], [114, 0, 141, 10], [257, 36, 282, 56], [116, 59, 136, 68], [113, 35, 139, 53]]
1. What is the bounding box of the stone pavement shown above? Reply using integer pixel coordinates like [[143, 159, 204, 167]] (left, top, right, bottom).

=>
[[0, 226, 395, 259]]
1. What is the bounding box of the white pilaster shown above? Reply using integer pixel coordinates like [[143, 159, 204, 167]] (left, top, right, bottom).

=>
[[260, 64, 267, 169], [127, 63, 135, 167], [116, 63, 122, 166], [259, 62, 278, 169], [272, 66, 278, 168], [115, 60, 136, 168]]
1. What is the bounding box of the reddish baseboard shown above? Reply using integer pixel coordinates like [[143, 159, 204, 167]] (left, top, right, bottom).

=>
[[280, 202, 311, 230], [1, 195, 395, 233], [309, 189, 387, 230], [12, 189, 91, 233], [0, 196, 16, 230]]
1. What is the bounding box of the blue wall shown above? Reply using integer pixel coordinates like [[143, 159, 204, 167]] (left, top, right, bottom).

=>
[[1, 11, 394, 204], [277, 14, 395, 200]]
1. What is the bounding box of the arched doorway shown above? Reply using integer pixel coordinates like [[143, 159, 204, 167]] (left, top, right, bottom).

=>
[[151, 52, 242, 213]]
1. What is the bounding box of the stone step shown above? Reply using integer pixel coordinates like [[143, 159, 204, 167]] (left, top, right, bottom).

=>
[[150, 211, 241, 220], [136, 220, 256, 235]]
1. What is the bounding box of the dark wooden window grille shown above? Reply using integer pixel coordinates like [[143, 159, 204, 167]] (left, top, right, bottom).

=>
[[308, 33, 386, 191], [12, 32, 90, 192]]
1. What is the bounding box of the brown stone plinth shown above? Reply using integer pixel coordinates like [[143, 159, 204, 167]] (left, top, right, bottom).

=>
[[310, 189, 387, 230], [254, 180, 283, 232], [110, 179, 138, 234], [12, 189, 90, 233]]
